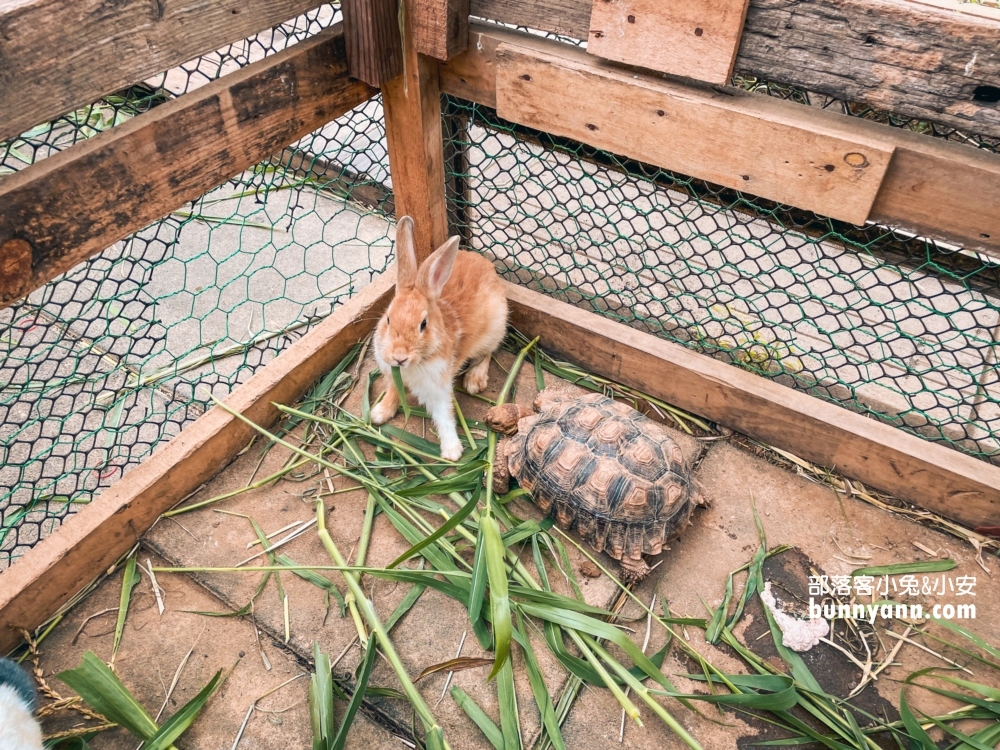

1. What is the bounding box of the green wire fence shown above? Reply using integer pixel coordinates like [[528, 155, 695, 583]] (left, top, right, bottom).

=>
[[2, 9, 999, 569]]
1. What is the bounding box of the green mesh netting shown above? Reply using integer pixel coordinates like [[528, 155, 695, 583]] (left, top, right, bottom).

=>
[[441, 95, 1000, 469], [0, 5, 397, 566], [2, 12, 999, 567]]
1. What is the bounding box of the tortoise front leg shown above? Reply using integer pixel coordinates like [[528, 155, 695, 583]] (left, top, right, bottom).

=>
[[492, 437, 512, 495]]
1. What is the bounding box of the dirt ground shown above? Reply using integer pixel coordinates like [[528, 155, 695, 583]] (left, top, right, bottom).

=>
[[27, 348, 1000, 749]]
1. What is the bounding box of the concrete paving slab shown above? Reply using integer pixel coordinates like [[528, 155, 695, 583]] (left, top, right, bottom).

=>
[[33, 551, 398, 749], [556, 440, 1000, 748], [142, 347, 702, 748]]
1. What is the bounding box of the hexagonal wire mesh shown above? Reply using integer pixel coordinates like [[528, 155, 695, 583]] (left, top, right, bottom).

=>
[[0, 4, 397, 566], [3, 11, 1000, 567], [441, 92, 1000, 481]]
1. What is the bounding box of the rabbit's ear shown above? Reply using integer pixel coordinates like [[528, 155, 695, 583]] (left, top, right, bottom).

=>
[[417, 236, 460, 299], [396, 216, 418, 289]]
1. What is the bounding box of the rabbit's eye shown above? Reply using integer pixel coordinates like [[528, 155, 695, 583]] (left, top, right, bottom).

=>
[[386, 317, 390, 327], [420, 318, 427, 332]]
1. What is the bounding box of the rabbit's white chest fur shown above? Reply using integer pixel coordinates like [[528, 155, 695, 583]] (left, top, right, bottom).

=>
[[401, 358, 452, 405]]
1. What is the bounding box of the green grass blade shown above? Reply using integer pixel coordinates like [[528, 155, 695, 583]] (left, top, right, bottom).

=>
[[483, 516, 512, 681], [112, 556, 141, 663], [451, 686, 503, 750], [386, 580, 427, 633], [851, 560, 956, 576], [519, 603, 671, 690], [311, 642, 336, 750], [143, 670, 222, 750], [516, 614, 565, 750], [497, 655, 522, 750], [279, 555, 347, 616], [57, 651, 160, 740], [391, 366, 411, 423], [394, 462, 488, 498], [454, 397, 478, 450], [331, 643, 377, 750], [898, 690, 937, 750], [929, 617, 1000, 663], [469, 529, 488, 633], [388, 485, 481, 568], [705, 570, 734, 644]]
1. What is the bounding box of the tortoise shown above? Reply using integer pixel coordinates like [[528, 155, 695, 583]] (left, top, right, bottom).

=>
[[486, 389, 701, 582]]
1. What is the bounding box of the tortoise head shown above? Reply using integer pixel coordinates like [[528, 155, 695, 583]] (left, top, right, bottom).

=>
[[485, 403, 526, 435]]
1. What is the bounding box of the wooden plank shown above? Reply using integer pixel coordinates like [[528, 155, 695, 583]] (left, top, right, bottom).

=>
[[413, 0, 470, 59], [495, 42, 895, 225], [505, 282, 1000, 529], [0, 0, 328, 143], [469, 0, 1000, 141], [588, 0, 751, 85], [737, 0, 1000, 141], [871, 145, 1000, 251], [470, 0, 590, 39], [440, 23, 1000, 257], [0, 272, 394, 654], [0, 25, 376, 310], [342, 0, 404, 86], [382, 0, 451, 261]]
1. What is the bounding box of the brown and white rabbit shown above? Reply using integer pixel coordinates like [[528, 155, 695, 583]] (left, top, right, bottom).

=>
[[372, 216, 507, 460]]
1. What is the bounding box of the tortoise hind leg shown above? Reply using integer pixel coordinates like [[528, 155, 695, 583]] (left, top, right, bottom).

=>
[[618, 556, 652, 584]]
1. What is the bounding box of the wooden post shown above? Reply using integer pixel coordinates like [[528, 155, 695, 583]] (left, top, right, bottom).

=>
[[342, 0, 405, 87], [412, 0, 469, 60], [382, 0, 451, 260]]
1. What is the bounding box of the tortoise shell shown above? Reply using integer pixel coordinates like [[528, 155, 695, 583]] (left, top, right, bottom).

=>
[[508, 392, 695, 563]]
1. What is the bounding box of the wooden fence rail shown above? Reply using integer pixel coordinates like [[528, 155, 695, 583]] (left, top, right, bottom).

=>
[[441, 23, 1000, 257], [0, 0, 332, 144], [470, 0, 1000, 141], [0, 24, 376, 308]]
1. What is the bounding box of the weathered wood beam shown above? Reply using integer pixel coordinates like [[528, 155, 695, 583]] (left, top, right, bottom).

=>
[[469, 0, 1000, 140], [413, 0, 470, 59], [382, 0, 451, 261], [497, 44, 894, 225], [0, 0, 328, 143], [0, 272, 394, 654], [0, 25, 376, 309], [506, 282, 1000, 530], [342, 0, 405, 86], [439, 24, 1000, 256], [588, 0, 751, 85]]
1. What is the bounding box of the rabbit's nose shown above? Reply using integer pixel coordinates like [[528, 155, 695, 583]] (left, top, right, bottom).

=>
[[392, 355, 409, 367]]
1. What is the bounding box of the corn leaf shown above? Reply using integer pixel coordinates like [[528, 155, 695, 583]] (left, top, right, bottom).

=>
[[330, 643, 377, 750], [851, 559, 956, 576], [497, 656, 522, 750], [143, 670, 222, 750], [112, 556, 141, 661], [516, 614, 565, 750], [451, 686, 503, 750], [311, 643, 336, 750], [279, 554, 347, 617], [385, 581, 427, 633], [898, 690, 937, 750], [929, 617, 1000, 662], [483, 516, 512, 681], [391, 366, 410, 423], [57, 652, 159, 740]]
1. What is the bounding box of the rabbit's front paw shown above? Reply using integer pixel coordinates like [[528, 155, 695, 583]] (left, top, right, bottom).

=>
[[440, 439, 463, 462], [370, 400, 396, 425]]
